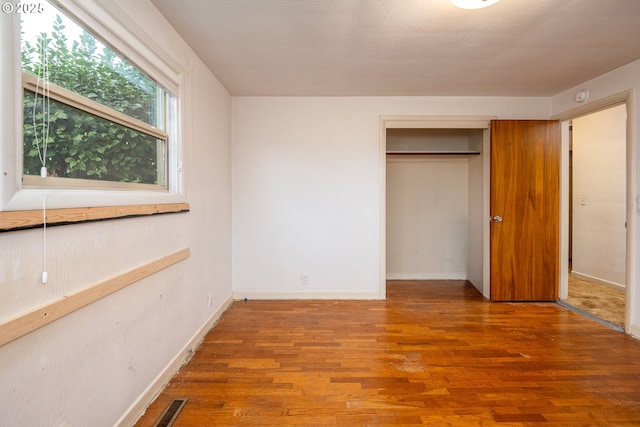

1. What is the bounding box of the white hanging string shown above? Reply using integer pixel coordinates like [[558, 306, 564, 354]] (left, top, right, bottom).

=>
[[33, 34, 51, 284]]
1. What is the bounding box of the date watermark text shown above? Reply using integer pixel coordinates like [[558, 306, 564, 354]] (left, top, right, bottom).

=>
[[2, 3, 45, 13]]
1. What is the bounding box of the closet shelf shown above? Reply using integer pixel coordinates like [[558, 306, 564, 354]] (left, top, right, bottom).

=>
[[386, 150, 481, 156]]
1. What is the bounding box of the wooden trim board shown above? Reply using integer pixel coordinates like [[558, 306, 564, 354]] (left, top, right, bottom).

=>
[[0, 248, 190, 347], [0, 203, 190, 232]]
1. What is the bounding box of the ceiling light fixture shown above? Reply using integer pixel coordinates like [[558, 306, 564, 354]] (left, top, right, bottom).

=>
[[451, 0, 501, 9]]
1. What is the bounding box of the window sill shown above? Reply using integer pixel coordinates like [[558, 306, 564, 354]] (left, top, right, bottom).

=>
[[0, 203, 189, 232]]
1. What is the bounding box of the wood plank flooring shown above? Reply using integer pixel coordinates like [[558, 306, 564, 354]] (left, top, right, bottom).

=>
[[134, 280, 640, 426], [564, 273, 625, 327]]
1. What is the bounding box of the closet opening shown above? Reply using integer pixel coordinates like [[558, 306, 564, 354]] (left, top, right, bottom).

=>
[[380, 117, 491, 299]]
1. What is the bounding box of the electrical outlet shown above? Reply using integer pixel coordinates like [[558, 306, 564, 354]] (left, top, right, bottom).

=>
[[207, 293, 212, 307], [301, 273, 310, 285]]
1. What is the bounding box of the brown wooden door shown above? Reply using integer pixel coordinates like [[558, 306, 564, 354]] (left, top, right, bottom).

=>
[[490, 120, 560, 301]]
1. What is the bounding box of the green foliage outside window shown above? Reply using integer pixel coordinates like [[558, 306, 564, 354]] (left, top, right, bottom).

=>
[[21, 14, 166, 185]]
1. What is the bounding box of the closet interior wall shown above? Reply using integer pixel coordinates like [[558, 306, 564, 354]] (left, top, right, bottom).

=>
[[386, 128, 484, 291]]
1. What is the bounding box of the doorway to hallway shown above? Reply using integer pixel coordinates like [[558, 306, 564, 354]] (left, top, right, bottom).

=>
[[561, 103, 627, 329]]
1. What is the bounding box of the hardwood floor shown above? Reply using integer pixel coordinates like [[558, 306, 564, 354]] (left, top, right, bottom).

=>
[[564, 273, 625, 327], [134, 280, 640, 426]]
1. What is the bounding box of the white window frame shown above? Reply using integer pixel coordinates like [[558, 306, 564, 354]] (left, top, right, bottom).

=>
[[0, 0, 185, 211]]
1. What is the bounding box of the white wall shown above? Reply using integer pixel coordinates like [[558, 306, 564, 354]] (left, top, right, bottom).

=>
[[0, 1, 232, 426], [552, 59, 640, 337], [386, 157, 469, 280], [385, 129, 479, 281], [232, 97, 551, 299], [572, 104, 627, 287], [467, 130, 487, 295]]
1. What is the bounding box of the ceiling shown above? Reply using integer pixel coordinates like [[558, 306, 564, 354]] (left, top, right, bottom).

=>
[[150, 0, 640, 97]]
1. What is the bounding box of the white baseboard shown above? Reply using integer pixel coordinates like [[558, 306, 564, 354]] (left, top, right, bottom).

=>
[[386, 273, 468, 280], [116, 294, 234, 427], [232, 291, 384, 300], [629, 324, 640, 340], [570, 271, 625, 290]]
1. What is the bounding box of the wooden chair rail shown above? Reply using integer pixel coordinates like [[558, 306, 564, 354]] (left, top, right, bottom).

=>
[[0, 203, 190, 232], [0, 248, 190, 347]]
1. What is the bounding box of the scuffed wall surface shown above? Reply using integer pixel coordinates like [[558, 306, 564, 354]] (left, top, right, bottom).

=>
[[0, 0, 232, 425]]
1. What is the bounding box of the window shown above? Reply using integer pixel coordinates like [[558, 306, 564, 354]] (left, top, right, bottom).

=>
[[21, 3, 173, 190], [0, 0, 184, 212]]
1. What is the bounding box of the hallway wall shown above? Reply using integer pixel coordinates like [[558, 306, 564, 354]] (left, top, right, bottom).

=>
[[572, 104, 627, 287]]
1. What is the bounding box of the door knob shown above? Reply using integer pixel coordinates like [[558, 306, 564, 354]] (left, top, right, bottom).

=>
[[492, 215, 503, 223]]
